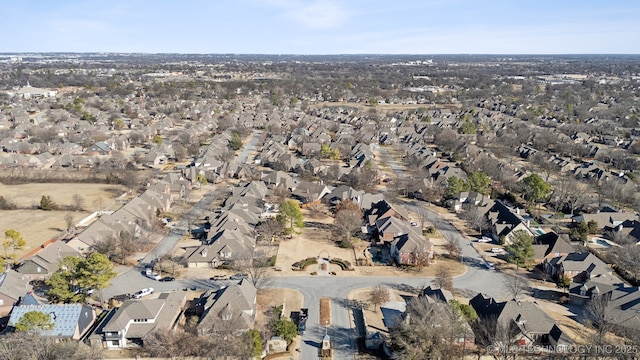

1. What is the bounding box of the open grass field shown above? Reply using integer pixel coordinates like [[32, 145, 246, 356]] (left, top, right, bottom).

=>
[[0, 183, 126, 259]]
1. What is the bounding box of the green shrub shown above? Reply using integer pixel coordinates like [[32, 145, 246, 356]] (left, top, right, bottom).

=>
[[292, 257, 317, 270], [330, 258, 353, 270]]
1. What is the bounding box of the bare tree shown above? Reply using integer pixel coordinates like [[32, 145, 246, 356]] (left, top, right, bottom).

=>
[[306, 202, 325, 219], [389, 296, 464, 359], [608, 240, 640, 284], [472, 315, 519, 360], [234, 258, 273, 289], [256, 218, 284, 244], [409, 249, 432, 272], [461, 206, 489, 232], [64, 213, 75, 231], [369, 284, 391, 313], [585, 296, 614, 347], [334, 207, 363, 248], [444, 237, 462, 259], [267, 184, 290, 205], [414, 207, 430, 230], [552, 177, 588, 215], [71, 194, 85, 211], [502, 273, 531, 301], [432, 265, 453, 291], [160, 253, 182, 276]]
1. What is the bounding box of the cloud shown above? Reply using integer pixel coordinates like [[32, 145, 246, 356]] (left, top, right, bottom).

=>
[[262, 0, 350, 29]]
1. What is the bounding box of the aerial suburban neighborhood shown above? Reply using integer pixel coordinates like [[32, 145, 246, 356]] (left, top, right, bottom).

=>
[[0, 50, 640, 360]]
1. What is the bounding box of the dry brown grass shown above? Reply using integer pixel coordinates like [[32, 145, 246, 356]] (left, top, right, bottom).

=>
[[0, 183, 126, 258], [320, 297, 331, 326], [257, 288, 304, 321], [0, 183, 126, 210]]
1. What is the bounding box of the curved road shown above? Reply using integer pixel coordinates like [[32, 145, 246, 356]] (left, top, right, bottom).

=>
[[103, 138, 508, 359]]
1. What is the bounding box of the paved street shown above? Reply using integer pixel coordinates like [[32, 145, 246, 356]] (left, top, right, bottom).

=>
[[103, 189, 221, 300], [237, 130, 261, 164], [102, 140, 509, 359]]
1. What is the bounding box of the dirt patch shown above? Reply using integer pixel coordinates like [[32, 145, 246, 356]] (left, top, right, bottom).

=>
[[320, 297, 331, 326]]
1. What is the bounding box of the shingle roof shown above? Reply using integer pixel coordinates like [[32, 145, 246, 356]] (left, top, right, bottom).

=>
[[8, 303, 94, 338], [101, 292, 185, 339], [0, 271, 32, 301], [197, 279, 256, 333]]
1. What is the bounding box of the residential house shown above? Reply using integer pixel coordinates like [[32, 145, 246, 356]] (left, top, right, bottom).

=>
[[16, 240, 80, 281], [532, 232, 574, 265], [374, 216, 411, 243], [449, 191, 492, 212], [390, 232, 434, 266], [572, 208, 637, 235], [90, 292, 186, 349], [322, 185, 364, 208], [291, 181, 332, 205], [184, 229, 255, 268], [486, 201, 534, 244], [568, 277, 618, 306], [0, 271, 33, 315], [422, 286, 454, 303], [85, 141, 112, 156], [399, 295, 475, 347], [569, 282, 640, 335], [195, 279, 257, 334], [365, 199, 409, 226], [8, 303, 96, 340], [470, 294, 571, 348], [262, 170, 297, 190], [543, 252, 612, 281], [301, 142, 322, 157]]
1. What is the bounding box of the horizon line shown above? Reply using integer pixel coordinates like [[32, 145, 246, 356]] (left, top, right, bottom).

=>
[[1, 52, 640, 57]]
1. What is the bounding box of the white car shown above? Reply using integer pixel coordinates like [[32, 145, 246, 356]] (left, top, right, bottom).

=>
[[491, 247, 505, 253], [133, 287, 154, 299], [477, 236, 493, 243], [146, 272, 161, 281], [485, 262, 496, 270]]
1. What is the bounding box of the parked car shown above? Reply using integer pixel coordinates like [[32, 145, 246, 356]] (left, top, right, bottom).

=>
[[485, 262, 495, 270], [132, 287, 154, 299], [491, 247, 505, 253], [230, 273, 248, 281], [477, 236, 493, 243], [210, 275, 228, 281], [298, 308, 308, 335], [146, 272, 161, 280], [159, 276, 175, 282]]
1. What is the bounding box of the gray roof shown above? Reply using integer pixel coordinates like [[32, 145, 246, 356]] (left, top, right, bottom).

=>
[[8, 303, 95, 338], [0, 271, 32, 301], [197, 279, 256, 333], [101, 292, 185, 339]]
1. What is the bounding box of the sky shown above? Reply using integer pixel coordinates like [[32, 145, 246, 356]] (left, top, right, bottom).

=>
[[2, 0, 640, 54]]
